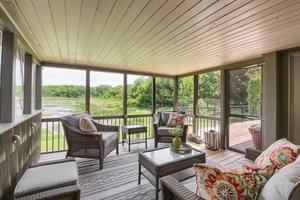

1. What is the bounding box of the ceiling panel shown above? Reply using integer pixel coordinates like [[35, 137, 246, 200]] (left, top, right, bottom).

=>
[[1, 0, 300, 76]]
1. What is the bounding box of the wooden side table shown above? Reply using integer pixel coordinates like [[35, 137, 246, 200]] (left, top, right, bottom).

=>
[[121, 124, 147, 152]]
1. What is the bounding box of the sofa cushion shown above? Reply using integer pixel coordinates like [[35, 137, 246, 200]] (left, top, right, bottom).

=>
[[157, 126, 183, 136], [79, 116, 97, 133], [14, 160, 78, 198], [166, 112, 185, 127], [194, 163, 275, 200], [258, 155, 300, 200], [99, 131, 118, 146], [255, 138, 300, 169]]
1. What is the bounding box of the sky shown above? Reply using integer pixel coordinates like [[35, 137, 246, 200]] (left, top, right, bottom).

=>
[[42, 67, 145, 86]]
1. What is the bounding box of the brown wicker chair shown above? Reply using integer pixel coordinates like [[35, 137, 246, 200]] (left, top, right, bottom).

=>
[[153, 111, 188, 148], [60, 114, 119, 170]]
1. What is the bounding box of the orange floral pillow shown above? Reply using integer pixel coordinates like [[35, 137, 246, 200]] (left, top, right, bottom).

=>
[[166, 113, 185, 127], [255, 138, 300, 169], [194, 163, 275, 200], [79, 117, 97, 133]]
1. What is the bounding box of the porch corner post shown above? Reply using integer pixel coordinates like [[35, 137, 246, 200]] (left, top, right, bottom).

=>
[[86, 69, 90, 114], [173, 77, 179, 111], [220, 69, 228, 150], [24, 53, 33, 114], [123, 73, 127, 125], [193, 75, 199, 134], [35, 65, 42, 110], [0, 31, 17, 123]]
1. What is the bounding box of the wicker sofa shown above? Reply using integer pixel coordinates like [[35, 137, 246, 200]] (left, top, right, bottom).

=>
[[60, 113, 119, 169], [161, 148, 262, 200]]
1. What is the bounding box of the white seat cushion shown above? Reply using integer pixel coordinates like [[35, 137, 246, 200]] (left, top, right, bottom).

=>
[[157, 126, 183, 136], [100, 131, 118, 146], [14, 161, 78, 198]]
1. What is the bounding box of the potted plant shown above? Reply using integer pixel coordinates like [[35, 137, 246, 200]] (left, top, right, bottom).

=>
[[169, 127, 183, 149], [248, 124, 262, 150]]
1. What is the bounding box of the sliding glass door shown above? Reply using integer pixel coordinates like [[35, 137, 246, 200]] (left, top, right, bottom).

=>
[[228, 66, 262, 153]]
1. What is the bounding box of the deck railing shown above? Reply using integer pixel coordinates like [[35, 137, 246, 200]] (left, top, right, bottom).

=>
[[41, 114, 153, 153], [41, 105, 258, 153]]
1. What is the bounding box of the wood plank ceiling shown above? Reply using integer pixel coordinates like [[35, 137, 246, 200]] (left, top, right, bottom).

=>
[[1, 0, 300, 76]]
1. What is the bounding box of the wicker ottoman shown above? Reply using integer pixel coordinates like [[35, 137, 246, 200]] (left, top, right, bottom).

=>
[[14, 158, 80, 200]]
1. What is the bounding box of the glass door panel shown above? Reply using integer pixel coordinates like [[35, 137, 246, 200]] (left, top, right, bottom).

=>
[[228, 66, 262, 152]]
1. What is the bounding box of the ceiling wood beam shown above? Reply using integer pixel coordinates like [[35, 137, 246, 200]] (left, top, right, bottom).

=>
[[41, 62, 175, 78]]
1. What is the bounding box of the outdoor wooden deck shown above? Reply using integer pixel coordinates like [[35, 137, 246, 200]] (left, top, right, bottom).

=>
[[229, 120, 260, 152]]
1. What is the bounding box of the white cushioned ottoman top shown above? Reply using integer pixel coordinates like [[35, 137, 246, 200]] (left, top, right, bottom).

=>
[[14, 161, 78, 198]]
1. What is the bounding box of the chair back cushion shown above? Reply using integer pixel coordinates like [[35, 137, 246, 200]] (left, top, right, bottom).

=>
[[166, 112, 185, 127], [258, 155, 300, 200], [160, 112, 171, 126], [255, 138, 300, 170], [79, 116, 97, 133], [194, 163, 275, 200], [62, 113, 90, 132]]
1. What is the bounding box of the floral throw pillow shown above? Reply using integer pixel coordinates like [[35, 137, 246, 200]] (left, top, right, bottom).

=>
[[79, 117, 97, 133], [255, 138, 300, 169], [194, 163, 276, 200], [166, 113, 185, 127]]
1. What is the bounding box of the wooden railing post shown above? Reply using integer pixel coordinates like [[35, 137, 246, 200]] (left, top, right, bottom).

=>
[[193, 75, 199, 134], [173, 77, 178, 111], [123, 73, 127, 125], [220, 69, 228, 150], [86, 69, 90, 113]]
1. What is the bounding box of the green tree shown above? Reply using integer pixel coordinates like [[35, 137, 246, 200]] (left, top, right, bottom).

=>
[[156, 78, 173, 109], [199, 71, 220, 106], [247, 75, 261, 115], [178, 76, 193, 113]]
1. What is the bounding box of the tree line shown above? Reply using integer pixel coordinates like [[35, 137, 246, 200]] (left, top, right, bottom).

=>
[[43, 70, 260, 111]]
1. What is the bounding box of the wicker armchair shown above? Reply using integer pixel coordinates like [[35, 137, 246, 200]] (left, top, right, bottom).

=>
[[153, 111, 188, 148], [60, 114, 119, 169]]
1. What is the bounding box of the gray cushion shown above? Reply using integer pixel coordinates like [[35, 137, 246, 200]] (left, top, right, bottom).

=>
[[258, 156, 300, 200], [14, 161, 78, 198], [161, 112, 171, 126], [157, 126, 183, 136], [99, 131, 118, 146]]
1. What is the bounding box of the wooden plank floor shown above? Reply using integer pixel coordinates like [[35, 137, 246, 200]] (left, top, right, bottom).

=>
[[39, 139, 253, 199], [40, 139, 253, 167]]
